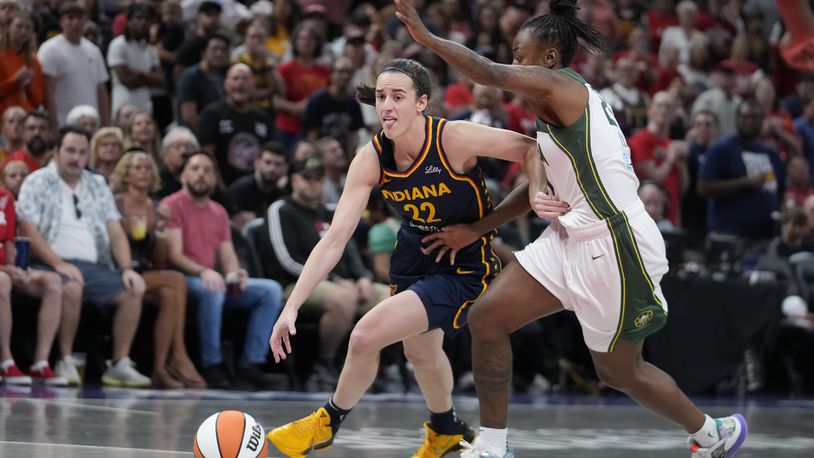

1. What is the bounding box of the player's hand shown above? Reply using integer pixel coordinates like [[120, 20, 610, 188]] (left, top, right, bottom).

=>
[[421, 224, 479, 265], [269, 306, 298, 363], [394, 0, 432, 44], [533, 192, 571, 221]]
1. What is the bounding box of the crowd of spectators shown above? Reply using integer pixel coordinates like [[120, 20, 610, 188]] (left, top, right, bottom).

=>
[[0, 0, 812, 395]]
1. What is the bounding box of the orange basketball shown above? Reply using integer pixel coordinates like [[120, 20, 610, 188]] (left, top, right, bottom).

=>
[[193, 410, 268, 458]]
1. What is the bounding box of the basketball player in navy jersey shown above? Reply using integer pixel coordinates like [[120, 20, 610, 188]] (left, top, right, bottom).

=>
[[266, 58, 542, 458], [396, 0, 749, 457]]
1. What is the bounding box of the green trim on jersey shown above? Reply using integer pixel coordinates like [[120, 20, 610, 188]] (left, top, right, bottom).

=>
[[538, 108, 619, 219], [606, 212, 668, 352]]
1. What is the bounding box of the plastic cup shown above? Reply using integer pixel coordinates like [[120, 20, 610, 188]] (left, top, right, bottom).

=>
[[14, 237, 30, 269]]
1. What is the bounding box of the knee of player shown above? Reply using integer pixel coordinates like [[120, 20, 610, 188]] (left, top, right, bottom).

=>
[[467, 303, 507, 336], [347, 324, 383, 357]]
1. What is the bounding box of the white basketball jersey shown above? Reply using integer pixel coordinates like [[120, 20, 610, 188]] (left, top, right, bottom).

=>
[[536, 68, 641, 229]]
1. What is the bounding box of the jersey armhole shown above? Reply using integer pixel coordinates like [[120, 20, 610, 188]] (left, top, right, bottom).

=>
[[371, 134, 385, 185]]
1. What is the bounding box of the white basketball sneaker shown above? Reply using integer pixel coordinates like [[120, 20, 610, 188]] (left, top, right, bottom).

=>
[[688, 414, 748, 458], [459, 438, 514, 458]]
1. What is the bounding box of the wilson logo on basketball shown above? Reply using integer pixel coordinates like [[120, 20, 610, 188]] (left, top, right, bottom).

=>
[[634, 310, 654, 328]]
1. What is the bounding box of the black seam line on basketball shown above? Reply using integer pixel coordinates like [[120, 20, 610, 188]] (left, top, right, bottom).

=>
[[215, 413, 222, 456], [607, 217, 627, 353], [546, 122, 605, 219], [583, 105, 620, 215], [620, 211, 665, 310], [236, 413, 246, 458]]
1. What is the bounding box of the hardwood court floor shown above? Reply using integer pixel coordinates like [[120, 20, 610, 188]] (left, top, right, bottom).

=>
[[1, 386, 813, 457]]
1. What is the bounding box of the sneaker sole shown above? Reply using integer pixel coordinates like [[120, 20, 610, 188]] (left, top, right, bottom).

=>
[[267, 431, 333, 457], [101, 375, 151, 388], [4, 377, 32, 385], [726, 414, 748, 458]]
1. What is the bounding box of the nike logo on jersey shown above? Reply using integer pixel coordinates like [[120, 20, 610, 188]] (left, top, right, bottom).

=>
[[456, 267, 475, 275], [591, 254, 604, 260]]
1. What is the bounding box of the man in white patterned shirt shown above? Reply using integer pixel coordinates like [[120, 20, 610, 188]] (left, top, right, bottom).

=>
[[17, 126, 150, 387]]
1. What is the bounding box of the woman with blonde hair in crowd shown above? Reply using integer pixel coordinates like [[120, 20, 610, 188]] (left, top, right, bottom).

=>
[[126, 112, 161, 160], [0, 106, 25, 161], [110, 150, 206, 388], [90, 127, 125, 181], [0, 9, 43, 117], [1, 159, 28, 199]]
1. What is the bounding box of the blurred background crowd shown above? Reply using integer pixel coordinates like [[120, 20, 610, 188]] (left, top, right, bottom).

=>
[[1, 0, 813, 398]]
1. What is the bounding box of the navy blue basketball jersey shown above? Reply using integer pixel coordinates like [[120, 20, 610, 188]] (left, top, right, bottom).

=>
[[372, 116, 494, 234], [371, 116, 501, 333]]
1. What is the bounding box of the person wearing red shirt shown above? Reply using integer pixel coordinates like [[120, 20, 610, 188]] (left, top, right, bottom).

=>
[[629, 91, 689, 225], [7, 111, 53, 173], [273, 25, 330, 151]]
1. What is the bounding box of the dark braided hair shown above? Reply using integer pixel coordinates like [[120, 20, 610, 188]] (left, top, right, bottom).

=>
[[520, 0, 608, 67], [356, 59, 433, 107]]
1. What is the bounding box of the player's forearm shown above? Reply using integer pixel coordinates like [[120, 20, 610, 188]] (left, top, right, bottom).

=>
[[476, 181, 531, 234], [418, 33, 507, 87]]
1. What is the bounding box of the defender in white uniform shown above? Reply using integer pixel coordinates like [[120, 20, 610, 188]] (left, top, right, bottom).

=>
[[516, 67, 669, 353], [395, 1, 748, 457]]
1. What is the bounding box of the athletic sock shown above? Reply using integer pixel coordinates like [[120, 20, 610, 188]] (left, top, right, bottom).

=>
[[691, 415, 719, 447], [323, 398, 352, 435], [429, 407, 458, 435], [477, 427, 508, 455], [0, 359, 14, 371], [30, 360, 49, 371]]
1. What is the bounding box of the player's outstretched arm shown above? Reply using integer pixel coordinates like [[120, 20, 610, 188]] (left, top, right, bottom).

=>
[[395, 0, 561, 101], [269, 145, 379, 362]]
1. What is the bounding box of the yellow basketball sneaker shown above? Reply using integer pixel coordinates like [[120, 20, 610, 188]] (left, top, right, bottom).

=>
[[411, 420, 476, 458], [267, 407, 334, 457]]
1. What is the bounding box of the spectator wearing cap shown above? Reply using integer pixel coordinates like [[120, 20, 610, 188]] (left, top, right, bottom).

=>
[[107, 4, 164, 119], [272, 24, 330, 152], [7, 110, 53, 173], [225, 141, 289, 229], [257, 155, 388, 388], [17, 126, 151, 388], [173, 0, 222, 80], [37, 2, 110, 128], [303, 57, 364, 155], [0, 10, 44, 117], [692, 61, 743, 137], [161, 152, 283, 389], [177, 33, 229, 128], [198, 63, 273, 185]]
